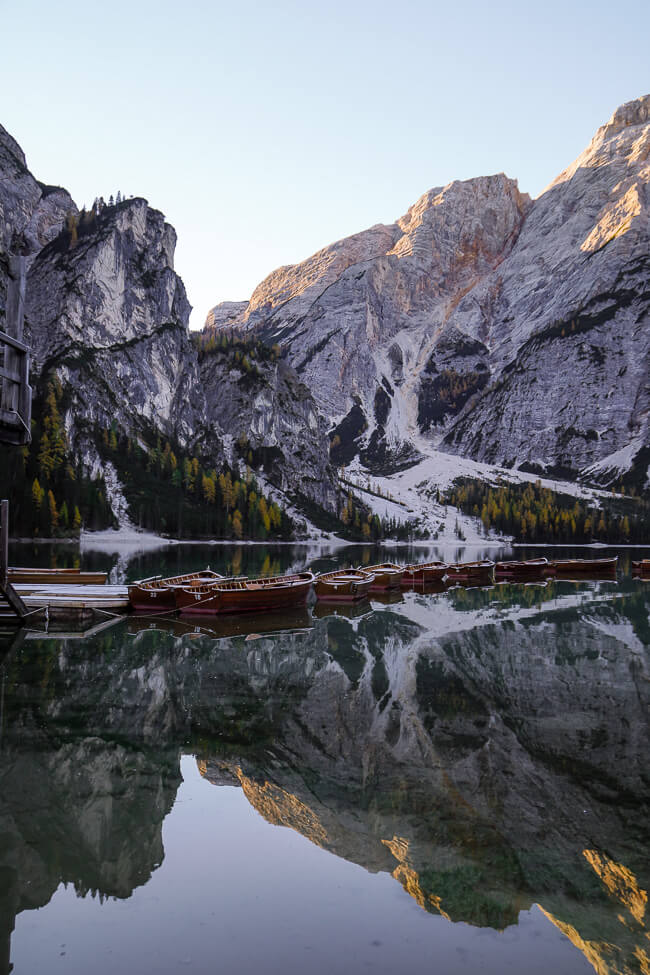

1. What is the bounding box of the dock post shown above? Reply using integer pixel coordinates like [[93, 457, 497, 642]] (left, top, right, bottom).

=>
[[0, 501, 27, 620], [0, 500, 8, 589]]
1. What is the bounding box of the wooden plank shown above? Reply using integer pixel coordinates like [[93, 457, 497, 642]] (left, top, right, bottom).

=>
[[0, 500, 7, 588], [0, 365, 21, 384], [14, 584, 127, 595], [21, 596, 129, 610], [0, 408, 20, 427], [0, 329, 29, 353]]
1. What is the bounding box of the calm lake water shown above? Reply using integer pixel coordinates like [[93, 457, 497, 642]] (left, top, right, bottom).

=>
[[1, 542, 648, 974]]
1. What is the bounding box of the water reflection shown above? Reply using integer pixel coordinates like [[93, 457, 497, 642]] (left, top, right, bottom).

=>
[[0, 577, 648, 974]]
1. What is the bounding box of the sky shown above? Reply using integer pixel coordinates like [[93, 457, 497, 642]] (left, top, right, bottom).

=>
[[1, 0, 648, 328]]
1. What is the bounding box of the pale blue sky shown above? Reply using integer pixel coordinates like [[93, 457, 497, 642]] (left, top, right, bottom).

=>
[[1, 0, 648, 326]]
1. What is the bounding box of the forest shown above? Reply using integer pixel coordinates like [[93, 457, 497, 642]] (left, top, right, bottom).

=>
[[443, 477, 650, 543], [0, 375, 294, 540]]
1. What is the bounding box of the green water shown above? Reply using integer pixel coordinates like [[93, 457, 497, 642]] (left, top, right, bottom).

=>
[[0, 543, 648, 974]]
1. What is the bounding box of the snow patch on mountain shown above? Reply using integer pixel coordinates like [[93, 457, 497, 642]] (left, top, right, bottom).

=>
[[341, 451, 622, 543]]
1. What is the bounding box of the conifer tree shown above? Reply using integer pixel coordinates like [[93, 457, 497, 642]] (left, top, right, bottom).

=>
[[48, 490, 58, 532]]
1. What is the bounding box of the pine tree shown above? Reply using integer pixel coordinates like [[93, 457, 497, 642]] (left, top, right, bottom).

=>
[[48, 490, 58, 532], [32, 478, 44, 512]]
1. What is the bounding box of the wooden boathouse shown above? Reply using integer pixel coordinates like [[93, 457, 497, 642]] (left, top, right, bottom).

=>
[[1, 255, 32, 622]]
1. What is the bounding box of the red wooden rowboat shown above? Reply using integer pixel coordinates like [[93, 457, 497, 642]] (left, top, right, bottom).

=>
[[401, 561, 448, 585], [445, 560, 495, 583], [632, 560, 650, 577], [177, 571, 315, 615], [314, 569, 374, 602], [359, 563, 404, 590], [547, 557, 618, 576], [128, 569, 223, 611], [494, 558, 549, 579]]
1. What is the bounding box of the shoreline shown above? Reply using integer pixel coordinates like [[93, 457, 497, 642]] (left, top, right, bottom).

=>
[[11, 533, 650, 550]]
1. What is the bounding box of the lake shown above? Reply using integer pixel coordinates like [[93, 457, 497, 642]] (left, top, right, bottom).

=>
[[1, 542, 648, 974]]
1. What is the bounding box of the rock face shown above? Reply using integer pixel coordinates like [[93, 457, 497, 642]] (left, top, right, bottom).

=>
[[25, 199, 201, 450], [208, 175, 530, 470], [207, 95, 650, 484], [444, 94, 650, 481], [0, 123, 75, 329], [200, 344, 337, 511]]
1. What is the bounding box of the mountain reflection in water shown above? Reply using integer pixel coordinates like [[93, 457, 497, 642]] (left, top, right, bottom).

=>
[[0, 576, 648, 975]]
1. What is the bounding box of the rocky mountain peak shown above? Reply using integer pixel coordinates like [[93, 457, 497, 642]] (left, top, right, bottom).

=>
[[600, 92, 650, 140], [547, 93, 650, 195], [389, 174, 530, 271], [0, 122, 29, 173]]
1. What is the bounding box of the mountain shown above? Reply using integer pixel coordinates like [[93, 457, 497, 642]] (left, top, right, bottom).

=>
[[2, 96, 648, 541], [0, 123, 338, 537], [207, 95, 650, 487]]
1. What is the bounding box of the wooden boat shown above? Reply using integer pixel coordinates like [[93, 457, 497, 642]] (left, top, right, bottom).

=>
[[445, 560, 495, 583], [494, 557, 549, 579], [128, 569, 223, 611], [314, 568, 374, 602], [9, 566, 108, 585], [358, 563, 404, 591], [177, 571, 315, 615], [401, 561, 448, 585], [547, 557, 618, 576], [632, 559, 650, 577]]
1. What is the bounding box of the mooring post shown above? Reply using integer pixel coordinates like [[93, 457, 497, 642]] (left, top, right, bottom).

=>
[[0, 501, 26, 620], [0, 500, 8, 589]]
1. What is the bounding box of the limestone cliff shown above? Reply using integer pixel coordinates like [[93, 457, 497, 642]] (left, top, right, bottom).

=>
[[207, 94, 650, 485], [0, 123, 75, 329], [25, 198, 201, 450], [199, 339, 338, 512]]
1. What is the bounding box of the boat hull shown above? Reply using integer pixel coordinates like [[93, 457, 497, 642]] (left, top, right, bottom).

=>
[[314, 570, 374, 602], [360, 564, 404, 591], [632, 560, 650, 577], [9, 569, 108, 585], [548, 557, 618, 576], [401, 562, 447, 585], [128, 570, 222, 611], [446, 561, 495, 584], [179, 573, 314, 615], [494, 559, 549, 579]]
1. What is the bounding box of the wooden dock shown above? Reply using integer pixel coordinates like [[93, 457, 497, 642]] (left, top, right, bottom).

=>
[[12, 583, 130, 620]]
